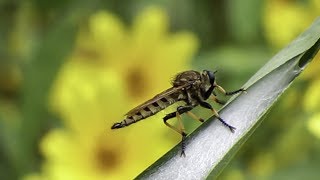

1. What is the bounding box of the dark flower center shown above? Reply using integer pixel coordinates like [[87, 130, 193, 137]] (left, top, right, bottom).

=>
[[94, 145, 120, 171], [125, 67, 148, 99]]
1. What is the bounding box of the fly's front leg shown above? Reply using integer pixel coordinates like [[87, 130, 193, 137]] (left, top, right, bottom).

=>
[[201, 84, 215, 100], [201, 83, 225, 106], [196, 98, 236, 132], [215, 84, 246, 96]]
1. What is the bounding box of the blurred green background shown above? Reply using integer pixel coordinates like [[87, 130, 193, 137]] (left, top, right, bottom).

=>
[[0, 0, 319, 179]]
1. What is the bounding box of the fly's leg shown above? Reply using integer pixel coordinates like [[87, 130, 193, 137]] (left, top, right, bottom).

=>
[[210, 96, 225, 105], [196, 99, 236, 132], [163, 106, 191, 135], [163, 112, 183, 135], [163, 105, 196, 157], [176, 111, 187, 157], [176, 105, 204, 123], [215, 85, 246, 96], [212, 108, 236, 132], [163, 111, 187, 157], [186, 111, 204, 123]]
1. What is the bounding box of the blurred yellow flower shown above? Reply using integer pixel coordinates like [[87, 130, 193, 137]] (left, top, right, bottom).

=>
[[264, 0, 320, 142], [263, 0, 319, 49], [76, 6, 198, 102], [304, 78, 320, 113], [304, 77, 320, 139], [31, 6, 198, 180], [307, 113, 320, 139]]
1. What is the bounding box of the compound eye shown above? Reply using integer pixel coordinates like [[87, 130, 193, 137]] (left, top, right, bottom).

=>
[[204, 70, 215, 84]]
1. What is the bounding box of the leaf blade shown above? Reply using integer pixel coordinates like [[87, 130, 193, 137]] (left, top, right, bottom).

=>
[[136, 17, 320, 180]]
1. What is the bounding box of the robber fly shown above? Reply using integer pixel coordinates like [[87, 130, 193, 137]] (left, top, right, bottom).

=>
[[111, 70, 245, 156]]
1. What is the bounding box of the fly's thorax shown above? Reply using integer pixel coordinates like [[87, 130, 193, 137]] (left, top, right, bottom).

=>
[[172, 70, 201, 87], [188, 82, 202, 96]]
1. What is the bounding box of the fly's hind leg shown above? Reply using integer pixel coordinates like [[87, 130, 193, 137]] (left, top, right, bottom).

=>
[[163, 105, 196, 157]]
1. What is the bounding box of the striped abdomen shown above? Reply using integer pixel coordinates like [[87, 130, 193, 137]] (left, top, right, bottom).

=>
[[111, 90, 183, 129]]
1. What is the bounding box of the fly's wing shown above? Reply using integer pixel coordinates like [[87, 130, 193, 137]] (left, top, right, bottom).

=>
[[125, 83, 191, 116]]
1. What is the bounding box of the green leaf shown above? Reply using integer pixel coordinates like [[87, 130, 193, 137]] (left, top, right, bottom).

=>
[[17, 17, 77, 176], [16, 0, 101, 176], [135, 18, 320, 179]]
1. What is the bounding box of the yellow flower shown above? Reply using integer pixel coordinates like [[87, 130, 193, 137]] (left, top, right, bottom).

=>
[[264, 0, 308, 48], [263, 0, 320, 81], [304, 77, 320, 138], [304, 78, 320, 113], [31, 6, 198, 180], [76, 6, 198, 102], [264, 0, 320, 142], [263, 0, 320, 80], [263, 0, 319, 49]]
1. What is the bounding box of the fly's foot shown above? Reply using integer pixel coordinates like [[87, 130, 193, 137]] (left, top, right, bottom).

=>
[[228, 125, 236, 133], [241, 88, 247, 94], [180, 132, 187, 157], [225, 88, 247, 96], [217, 116, 236, 133]]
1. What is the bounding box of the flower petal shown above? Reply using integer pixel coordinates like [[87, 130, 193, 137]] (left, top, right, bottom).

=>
[[87, 11, 127, 62], [132, 7, 168, 48], [264, 1, 310, 48], [89, 11, 126, 46], [162, 32, 199, 68]]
